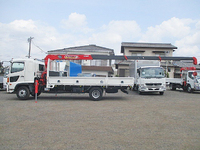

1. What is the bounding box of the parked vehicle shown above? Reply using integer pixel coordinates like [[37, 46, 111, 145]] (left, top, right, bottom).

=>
[[7, 55, 134, 100], [3, 67, 9, 90], [129, 60, 166, 95], [167, 67, 200, 93], [6, 54, 198, 100], [0, 63, 3, 89], [0, 75, 3, 89]]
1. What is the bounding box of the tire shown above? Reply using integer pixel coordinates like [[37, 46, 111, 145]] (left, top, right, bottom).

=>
[[16, 86, 30, 100], [160, 92, 164, 95], [183, 86, 187, 92], [136, 85, 142, 95], [138, 90, 143, 95], [169, 84, 176, 90], [187, 85, 193, 93], [89, 87, 103, 101], [133, 85, 137, 91]]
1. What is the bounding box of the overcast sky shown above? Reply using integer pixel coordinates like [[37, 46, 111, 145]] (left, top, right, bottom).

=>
[[0, 0, 200, 62]]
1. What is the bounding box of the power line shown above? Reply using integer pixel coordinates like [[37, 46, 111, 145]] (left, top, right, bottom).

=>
[[32, 41, 47, 54]]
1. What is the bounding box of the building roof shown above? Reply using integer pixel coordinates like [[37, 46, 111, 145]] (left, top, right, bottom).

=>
[[48, 44, 114, 55], [121, 42, 177, 53], [82, 66, 114, 73]]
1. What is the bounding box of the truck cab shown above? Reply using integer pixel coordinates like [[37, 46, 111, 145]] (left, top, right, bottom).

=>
[[136, 66, 166, 94], [129, 60, 166, 95], [7, 58, 44, 98], [182, 70, 200, 92]]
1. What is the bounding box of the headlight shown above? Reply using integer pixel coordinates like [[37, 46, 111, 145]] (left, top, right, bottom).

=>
[[140, 84, 146, 90], [160, 86, 166, 90]]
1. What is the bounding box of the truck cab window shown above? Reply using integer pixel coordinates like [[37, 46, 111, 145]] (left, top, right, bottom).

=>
[[188, 72, 194, 79], [11, 62, 24, 73], [39, 64, 45, 71]]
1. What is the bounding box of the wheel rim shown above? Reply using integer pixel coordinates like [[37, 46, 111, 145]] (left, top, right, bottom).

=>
[[92, 90, 100, 99], [19, 89, 27, 97], [187, 86, 191, 92]]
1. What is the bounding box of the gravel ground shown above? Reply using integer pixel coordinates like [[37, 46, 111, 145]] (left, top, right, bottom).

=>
[[0, 89, 200, 150]]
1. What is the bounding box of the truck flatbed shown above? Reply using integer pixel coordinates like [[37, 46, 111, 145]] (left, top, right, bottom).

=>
[[166, 78, 183, 85], [47, 77, 134, 88]]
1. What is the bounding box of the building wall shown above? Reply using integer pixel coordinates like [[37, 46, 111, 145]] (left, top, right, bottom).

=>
[[66, 51, 111, 66], [124, 47, 173, 57], [82, 70, 108, 77], [119, 46, 175, 78]]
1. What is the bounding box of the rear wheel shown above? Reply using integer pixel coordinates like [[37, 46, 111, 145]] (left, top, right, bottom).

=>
[[169, 84, 176, 90], [89, 87, 103, 101], [16, 86, 30, 100]]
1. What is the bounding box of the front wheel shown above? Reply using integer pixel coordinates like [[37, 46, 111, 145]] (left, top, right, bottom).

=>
[[160, 92, 164, 95], [187, 85, 193, 93], [16, 86, 30, 100], [89, 87, 103, 101], [138, 90, 143, 95]]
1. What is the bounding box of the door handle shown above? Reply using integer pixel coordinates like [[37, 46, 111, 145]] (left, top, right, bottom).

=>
[[21, 76, 24, 77]]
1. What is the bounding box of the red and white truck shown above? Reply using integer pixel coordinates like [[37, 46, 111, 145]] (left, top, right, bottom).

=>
[[6, 55, 134, 100], [166, 67, 200, 93]]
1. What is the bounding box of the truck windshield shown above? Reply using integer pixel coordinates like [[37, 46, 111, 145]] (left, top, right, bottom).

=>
[[195, 71, 200, 79], [11, 62, 24, 73], [141, 67, 165, 78]]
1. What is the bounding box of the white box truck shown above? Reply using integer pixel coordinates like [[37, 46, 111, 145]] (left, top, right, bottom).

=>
[[129, 60, 166, 95]]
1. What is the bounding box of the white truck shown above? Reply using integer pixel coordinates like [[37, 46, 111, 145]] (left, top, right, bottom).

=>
[[167, 67, 200, 93], [7, 55, 134, 100], [129, 60, 166, 95]]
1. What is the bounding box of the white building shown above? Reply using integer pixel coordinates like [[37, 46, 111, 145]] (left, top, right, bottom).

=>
[[117, 42, 177, 77]]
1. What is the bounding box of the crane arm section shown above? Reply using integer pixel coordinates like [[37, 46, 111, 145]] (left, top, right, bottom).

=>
[[44, 54, 197, 67]]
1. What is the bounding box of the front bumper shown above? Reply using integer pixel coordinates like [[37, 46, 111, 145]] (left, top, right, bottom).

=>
[[138, 85, 166, 92], [7, 84, 15, 93]]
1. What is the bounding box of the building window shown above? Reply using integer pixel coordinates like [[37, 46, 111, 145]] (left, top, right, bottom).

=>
[[90, 60, 101, 66], [153, 51, 170, 57], [155, 53, 166, 57], [73, 60, 82, 65], [131, 53, 142, 56], [90, 60, 108, 66]]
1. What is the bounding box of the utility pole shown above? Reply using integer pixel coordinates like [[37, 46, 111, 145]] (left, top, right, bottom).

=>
[[27, 37, 34, 58]]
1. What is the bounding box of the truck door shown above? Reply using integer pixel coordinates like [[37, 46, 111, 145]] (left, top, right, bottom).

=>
[[9, 62, 25, 83], [24, 61, 35, 82], [187, 72, 195, 88]]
